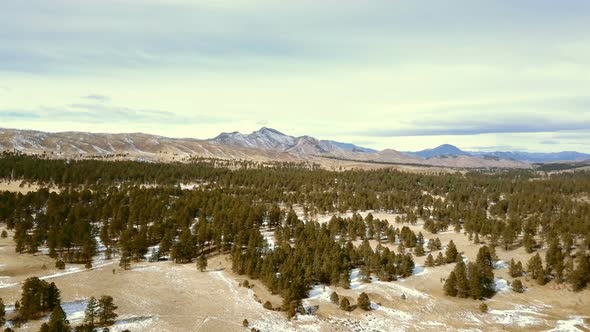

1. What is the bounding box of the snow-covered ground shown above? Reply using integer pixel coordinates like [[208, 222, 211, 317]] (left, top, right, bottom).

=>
[[61, 299, 89, 325], [494, 278, 510, 293], [547, 316, 590, 332], [0, 276, 18, 289], [488, 304, 549, 328], [493, 260, 508, 270], [413, 265, 428, 277]]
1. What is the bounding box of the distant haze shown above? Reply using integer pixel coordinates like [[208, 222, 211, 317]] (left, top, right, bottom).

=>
[[1, 0, 589, 153]]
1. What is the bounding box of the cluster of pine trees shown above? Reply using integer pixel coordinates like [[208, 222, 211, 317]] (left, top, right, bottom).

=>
[[443, 246, 496, 299], [0, 277, 118, 332]]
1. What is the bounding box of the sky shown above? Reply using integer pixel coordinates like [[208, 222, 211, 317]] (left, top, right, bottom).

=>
[[1, 0, 590, 153]]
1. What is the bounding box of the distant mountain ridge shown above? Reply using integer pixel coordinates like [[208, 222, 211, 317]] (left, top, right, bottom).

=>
[[211, 127, 376, 154], [0, 127, 530, 169], [410, 144, 471, 159], [406, 144, 590, 163]]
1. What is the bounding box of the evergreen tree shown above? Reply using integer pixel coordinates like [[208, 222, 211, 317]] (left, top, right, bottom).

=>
[[509, 259, 523, 277], [445, 240, 458, 263], [569, 254, 590, 292], [18, 277, 61, 320], [512, 279, 525, 293], [523, 233, 536, 253], [435, 252, 445, 266], [330, 292, 339, 304], [43, 305, 71, 332], [97, 296, 118, 326], [357, 292, 371, 310], [479, 302, 488, 313], [414, 242, 425, 257], [454, 261, 470, 298], [84, 296, 99, 327], [197, 255, 208, 272], [118, 251, 131, 270], [527, 253, 546, 285], [545, 239, 564, 282], [0, 297, 5, 326], [425, 254, 435, 267], [339, 297, 351, 311], [444, 271, 458, 297], [263, 301, 273, 310]]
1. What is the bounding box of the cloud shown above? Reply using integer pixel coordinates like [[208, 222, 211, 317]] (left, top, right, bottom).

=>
[[540, 140, 560, 145], [359, 121, 590, 137], [352, 96, 590, 137], [82, 94, 110, 102], [0, 111, 40, 119], [2, 0, 589, 74], [0, 102, 225, 125]]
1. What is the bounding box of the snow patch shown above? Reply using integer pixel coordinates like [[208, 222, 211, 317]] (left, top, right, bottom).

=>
[[413, 265, 428, 276], [489, 304, 548, 327], [61, 299, 88, 325], [547, 316, 590, 332], [494, 260, 508, 270], [494, 278, 510, 293], [370, 303, 413, 321]]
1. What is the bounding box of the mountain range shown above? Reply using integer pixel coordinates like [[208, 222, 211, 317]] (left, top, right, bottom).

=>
[[406, 144, 590, 163], [1, 127, 586, 169]]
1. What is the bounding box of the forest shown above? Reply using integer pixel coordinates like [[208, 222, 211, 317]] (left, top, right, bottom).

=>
[[0, 153, 589, 322]]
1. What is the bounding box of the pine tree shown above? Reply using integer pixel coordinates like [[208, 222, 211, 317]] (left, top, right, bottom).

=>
[[119, 250, 131, 270], [545, 239, 564, 282], [84, 296, 99, 327], [445, 240, 458, 263], [339, 272, 351, 289], [454, 261, 470, 298], [569, 254, 590, 292], [479, 302, 488, 313], [357, 292, 371, 310], [435, 252, 445, 266], [473, 247, 495, 298], [263, 301, 273, 310], [527, 253, 546, 285], [330, 292, 339, 304], [444, 271, 458, 297], [414, 242, 425, 257], [339, 297, 351, 311], [97, 295, 118, 326], [512, 279, 525, 293], [425, 254, 435, 267], [523, 232, 536, 253], [197, 255, 208, 272], [434, 238, 442, 250], [0, 297, 5, 327], [45, 305, 71, 332], [509, 259, 523, 277]]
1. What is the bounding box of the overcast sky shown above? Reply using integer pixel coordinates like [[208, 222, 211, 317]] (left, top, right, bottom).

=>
[[1, 0, 589, 152]]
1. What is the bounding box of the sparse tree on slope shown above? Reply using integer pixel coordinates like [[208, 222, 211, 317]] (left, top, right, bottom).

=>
[[357, 292, 371, 311], [84, 296, 98, 327]]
